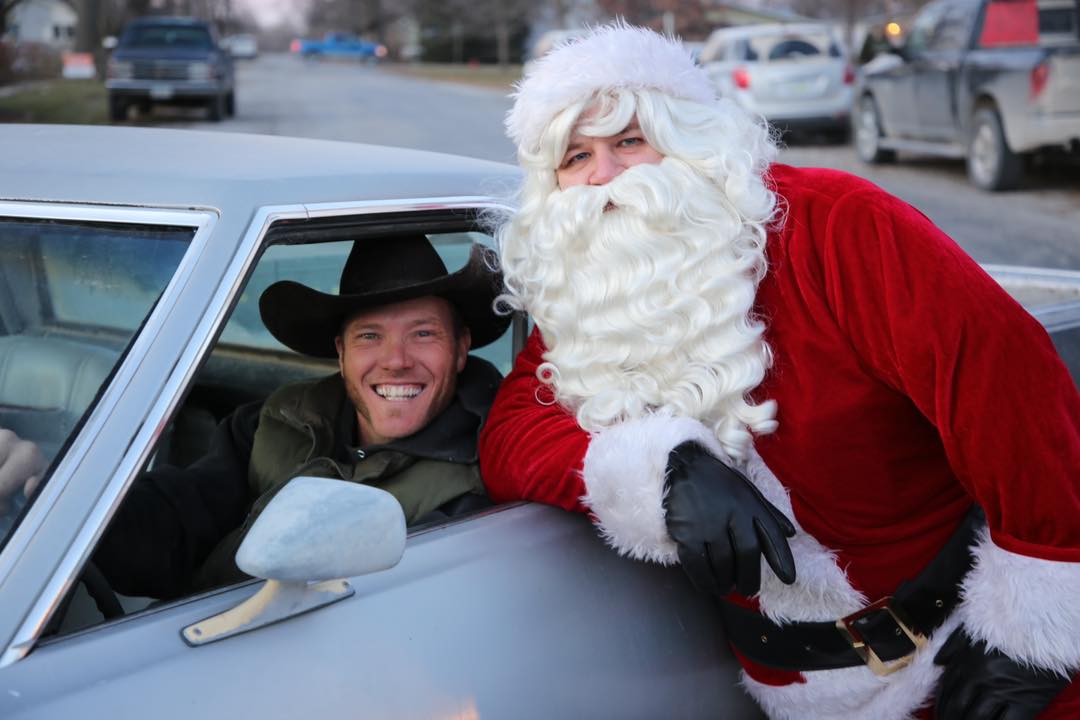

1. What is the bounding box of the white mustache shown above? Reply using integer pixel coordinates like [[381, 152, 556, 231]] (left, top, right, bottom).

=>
[[545, 157, 700, 223]]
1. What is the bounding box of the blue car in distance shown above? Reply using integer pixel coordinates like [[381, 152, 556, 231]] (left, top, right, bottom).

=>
[[291, 32, 387, 60]]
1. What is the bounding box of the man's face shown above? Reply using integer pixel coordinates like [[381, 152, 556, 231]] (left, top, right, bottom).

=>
[[335, 296, 470, 446], [556, 116, 664, 189]]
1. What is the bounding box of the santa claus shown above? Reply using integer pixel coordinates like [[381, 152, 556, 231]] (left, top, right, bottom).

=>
[[479, 22, 1080, 720]]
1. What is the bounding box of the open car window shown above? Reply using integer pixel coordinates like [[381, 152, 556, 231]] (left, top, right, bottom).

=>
[[0, 217, 193, 549], [52, 223, 514, 636]]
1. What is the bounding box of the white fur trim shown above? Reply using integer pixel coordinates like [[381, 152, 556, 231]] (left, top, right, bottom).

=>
[[580, 414, 718, 564], [742, 613, 960, 720], [958, 528, 1080, 676], [506, 22, 716, 154], [741, 449, 867, 623]]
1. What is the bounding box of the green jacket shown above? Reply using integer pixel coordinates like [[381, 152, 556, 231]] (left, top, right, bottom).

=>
[[194, 357, 500, 589]]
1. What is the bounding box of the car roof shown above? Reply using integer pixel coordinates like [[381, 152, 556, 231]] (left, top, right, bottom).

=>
[[0, 125, 519, 214]]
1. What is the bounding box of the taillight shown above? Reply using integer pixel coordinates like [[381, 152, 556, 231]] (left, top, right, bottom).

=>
[[1030, 61, 1049, 100], [733, 67, 750, 89], [843, 64, 855, 85]]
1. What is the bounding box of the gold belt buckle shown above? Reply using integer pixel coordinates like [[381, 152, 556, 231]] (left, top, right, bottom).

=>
[[835, 597, 928, 676]]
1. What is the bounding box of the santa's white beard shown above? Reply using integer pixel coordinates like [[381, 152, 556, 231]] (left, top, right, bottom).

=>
[[499, 156, 777, 459]]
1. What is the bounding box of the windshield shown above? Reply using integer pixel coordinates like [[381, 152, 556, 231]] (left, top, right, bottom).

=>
[[0, 217, 193, 548], [121, 25, 214, 49]]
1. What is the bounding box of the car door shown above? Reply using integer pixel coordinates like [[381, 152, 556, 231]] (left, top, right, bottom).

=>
[[0, 200, 762, 720], [910, 0, 979, 142], [875, 0, 952, 137]]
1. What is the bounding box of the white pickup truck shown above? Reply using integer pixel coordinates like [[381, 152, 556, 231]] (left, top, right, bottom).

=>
[[855, 0, 1080, 190]]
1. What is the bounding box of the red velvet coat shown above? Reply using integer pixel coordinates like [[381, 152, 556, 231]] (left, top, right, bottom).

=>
[[479, 165, 1080, 718]]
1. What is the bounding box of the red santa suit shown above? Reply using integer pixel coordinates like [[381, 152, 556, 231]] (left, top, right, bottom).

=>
[[479, 164, 1080, 719]]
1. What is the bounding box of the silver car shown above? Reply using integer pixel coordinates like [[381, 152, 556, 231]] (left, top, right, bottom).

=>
[[0, 125, 1078, 719], [700, 23, 855, 139]]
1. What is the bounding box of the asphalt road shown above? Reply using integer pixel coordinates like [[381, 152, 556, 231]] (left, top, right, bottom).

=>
[[181, 53, 1080, 270]]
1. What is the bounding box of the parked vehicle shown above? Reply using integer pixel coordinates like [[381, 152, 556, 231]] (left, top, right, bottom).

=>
[[1, 125, 1078, 719], [699, 23, 855, 139], [105, 16, 235, 123], [224, 33, 258, 60], [291, 32, 387, 60], [854, 0, 1080, 191], [0, 124, 759, 719]]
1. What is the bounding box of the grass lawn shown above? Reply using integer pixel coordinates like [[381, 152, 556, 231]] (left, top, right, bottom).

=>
[[0, 79, 108, 124], [384, 62, 522, 90]]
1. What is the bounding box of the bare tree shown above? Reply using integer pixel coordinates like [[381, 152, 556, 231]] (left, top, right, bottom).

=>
[[1, 0, 28, 37]]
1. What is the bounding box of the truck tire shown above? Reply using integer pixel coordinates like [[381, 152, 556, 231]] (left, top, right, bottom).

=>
[[207, 93, 225, 122], [108, 95, 129, 123], [854, 95, 896, 164], [967, 107, 1023, 191]]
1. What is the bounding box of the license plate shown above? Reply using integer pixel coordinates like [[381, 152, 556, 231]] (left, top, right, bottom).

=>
[[149, 84, 173, 100]]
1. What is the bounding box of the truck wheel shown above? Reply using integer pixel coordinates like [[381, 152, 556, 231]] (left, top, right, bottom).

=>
[[854, 95, 895, 163], [967, 107, 1023, 191], [108, 95, 129, 123], [207, 93, 225, 122], [225, 91, 236, 117]]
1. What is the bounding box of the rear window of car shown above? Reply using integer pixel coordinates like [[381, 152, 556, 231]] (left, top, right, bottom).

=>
[[122, 25, 213, 49], [739, 32, 842, 62]]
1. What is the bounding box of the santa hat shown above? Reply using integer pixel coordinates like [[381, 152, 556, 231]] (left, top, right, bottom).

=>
[[506, 21, 717, 155]]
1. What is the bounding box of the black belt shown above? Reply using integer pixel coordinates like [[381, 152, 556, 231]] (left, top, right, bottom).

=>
[[720, 504, 985, 676]]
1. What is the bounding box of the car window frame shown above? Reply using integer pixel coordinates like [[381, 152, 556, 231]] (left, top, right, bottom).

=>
[[0, 195, 521, 668], [0, 200, 218, 666]]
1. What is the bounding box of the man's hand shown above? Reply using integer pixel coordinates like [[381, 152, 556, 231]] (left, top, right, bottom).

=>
[[663, 441, 796, 597], [0, 429, 46, 514], [934, 627, 1070, 720]]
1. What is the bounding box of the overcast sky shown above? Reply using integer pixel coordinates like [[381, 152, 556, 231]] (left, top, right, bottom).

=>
[[235, 0, 308, 29]]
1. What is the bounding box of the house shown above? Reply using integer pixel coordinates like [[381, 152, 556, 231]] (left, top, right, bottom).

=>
[[5, 0, 77, 51]]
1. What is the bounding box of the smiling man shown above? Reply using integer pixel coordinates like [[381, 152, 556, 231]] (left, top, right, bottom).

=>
[[480, 23, 1080, 720], [94, 235, 509, 598]]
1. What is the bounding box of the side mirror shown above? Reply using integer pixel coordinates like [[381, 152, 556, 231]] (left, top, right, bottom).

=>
[[182, 477, 406, 646], [237, 475, 406, 580], [102, 36, 118, 51]]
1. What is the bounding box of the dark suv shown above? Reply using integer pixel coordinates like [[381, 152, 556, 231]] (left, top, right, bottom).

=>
[[105, 16, 235, 123]]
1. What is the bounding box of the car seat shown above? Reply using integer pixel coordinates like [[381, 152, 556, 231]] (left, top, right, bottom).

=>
[[0, 334, 118, 460]]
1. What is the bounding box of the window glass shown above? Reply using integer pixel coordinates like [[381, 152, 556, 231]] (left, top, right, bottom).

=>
[[122, 25, 214, 49], [1038, 4, 1077, 38], [1050, 324, 1080, 389], [0, 217, 193, 550], [929, 4, 976, 50], [218, 231, 513, 375], [57, 228, 512, 636], [907, 2, 947, 53], [743, 31, 841, 62]]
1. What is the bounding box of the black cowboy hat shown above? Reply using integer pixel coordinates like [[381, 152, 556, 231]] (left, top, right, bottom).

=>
[[259, 235, 510, 359]]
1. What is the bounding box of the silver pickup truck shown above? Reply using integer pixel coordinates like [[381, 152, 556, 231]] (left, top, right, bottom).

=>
[[854, 0, 1080, 190]]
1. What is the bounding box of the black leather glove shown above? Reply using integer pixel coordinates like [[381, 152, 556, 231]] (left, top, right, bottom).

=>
[[663, 441, 796, 597], [934, 627, 1070, 720]]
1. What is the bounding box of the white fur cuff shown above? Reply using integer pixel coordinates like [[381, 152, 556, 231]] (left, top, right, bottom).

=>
[[958, 528, 1080, 676], [580, 414, 722, 565]]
